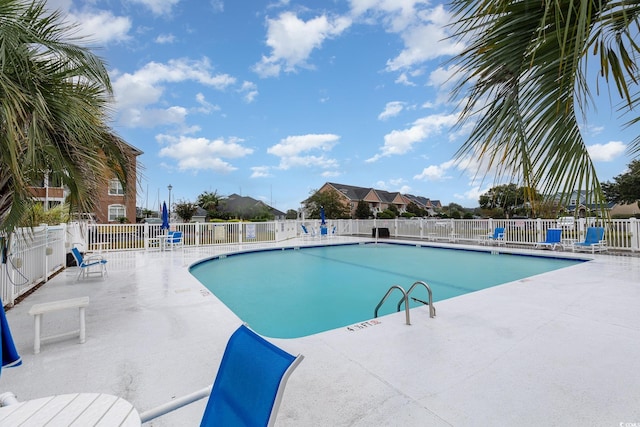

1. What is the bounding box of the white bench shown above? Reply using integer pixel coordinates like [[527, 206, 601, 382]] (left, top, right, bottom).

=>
[[28, 297, 90, 354]]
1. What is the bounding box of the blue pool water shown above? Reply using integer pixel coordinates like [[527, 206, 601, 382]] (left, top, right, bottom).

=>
[[190, 243, 583, 338]]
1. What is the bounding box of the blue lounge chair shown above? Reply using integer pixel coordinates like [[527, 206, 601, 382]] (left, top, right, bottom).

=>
[[482, 227, 505, 246], [572, 227, 607, 253], [536, 228, 562, 250], [70, 247, 107, 280], [139, 324, 304, 426]]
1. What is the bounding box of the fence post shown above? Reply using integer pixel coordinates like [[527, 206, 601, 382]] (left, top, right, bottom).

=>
[[536, 218, 543, 243], [143, 223, 150, 250], [630, 218, 639, 252]]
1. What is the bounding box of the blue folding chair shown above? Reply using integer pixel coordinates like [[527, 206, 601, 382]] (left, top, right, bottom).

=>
[[139, 325, 304, 426], [300, 224, 316, 240]]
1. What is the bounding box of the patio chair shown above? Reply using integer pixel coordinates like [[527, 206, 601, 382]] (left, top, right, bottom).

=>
[[165, 231, 183, 250], [300, 224, 316, 240], [572, 227, 607, 254], [138, 324, 304, 426], [70, 247, 107, 280], [482, 227, 505, 246], [535, 228, 562, 250]]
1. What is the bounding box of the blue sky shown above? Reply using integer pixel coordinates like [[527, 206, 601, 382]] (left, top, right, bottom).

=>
[[48, 0, 636, 213]]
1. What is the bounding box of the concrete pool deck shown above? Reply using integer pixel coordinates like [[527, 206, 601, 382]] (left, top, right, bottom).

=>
[[2, 237, 640, 426]]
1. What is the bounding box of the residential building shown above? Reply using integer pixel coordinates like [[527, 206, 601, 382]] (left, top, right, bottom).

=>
[[312, 182, 437, 218], [557, 190, 614, 217], [28, 142, 143, 224]]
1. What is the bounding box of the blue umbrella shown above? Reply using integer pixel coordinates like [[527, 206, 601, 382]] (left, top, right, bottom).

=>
[[161, 201, 169, 231], [320, 206, 326, 226], [1, 304, 22, 377]]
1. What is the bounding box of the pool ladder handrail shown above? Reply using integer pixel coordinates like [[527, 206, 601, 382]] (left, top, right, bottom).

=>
[[374, 285, 410, 325], [398, 281, 436, 318], [374, 281, 436, 325]]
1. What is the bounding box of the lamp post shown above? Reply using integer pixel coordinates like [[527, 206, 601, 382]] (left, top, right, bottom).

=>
[[167, 184, 172, 218]]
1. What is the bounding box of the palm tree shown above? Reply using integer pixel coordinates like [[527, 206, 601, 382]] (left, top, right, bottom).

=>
[[197, 191, 222, 219], [0, 0, 133, 234], [449, 0, 640, 213]]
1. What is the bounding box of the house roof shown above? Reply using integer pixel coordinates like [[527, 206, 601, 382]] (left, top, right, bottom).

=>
[[324, 182, 437, 209], [221, 193, 286, 217], [325, 183, 373, 201]]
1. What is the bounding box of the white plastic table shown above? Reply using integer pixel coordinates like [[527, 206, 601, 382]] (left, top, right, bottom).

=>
[[0, 393, 141, 426]]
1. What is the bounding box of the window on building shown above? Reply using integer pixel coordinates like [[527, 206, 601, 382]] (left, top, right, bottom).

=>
[[108, 179, 124, 196], [108, 204, 126, 222]]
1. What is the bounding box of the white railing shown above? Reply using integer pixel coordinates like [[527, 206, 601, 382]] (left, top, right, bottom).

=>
[[350, 217, 640, 251], [1, 225, 67, 306], [3, 217, 639, 308]]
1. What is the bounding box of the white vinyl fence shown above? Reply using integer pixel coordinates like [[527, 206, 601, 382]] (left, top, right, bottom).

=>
[[2, 218, 639, 307], [1, 225, 68, 306]]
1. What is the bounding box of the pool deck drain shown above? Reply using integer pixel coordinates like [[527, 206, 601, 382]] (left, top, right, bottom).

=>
[[3, 237, 640, 426]]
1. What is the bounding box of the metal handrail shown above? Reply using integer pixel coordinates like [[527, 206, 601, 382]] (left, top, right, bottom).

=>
[[374, 285, 410, 325], [398, 280, 436, 318]]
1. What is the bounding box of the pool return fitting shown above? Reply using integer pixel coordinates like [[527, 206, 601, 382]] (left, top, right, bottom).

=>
[[374, 280, 435, 325]]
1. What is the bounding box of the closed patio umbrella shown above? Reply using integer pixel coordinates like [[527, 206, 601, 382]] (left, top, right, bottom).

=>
[[161, 202, 169, 231], [1, 305, 21, 376]]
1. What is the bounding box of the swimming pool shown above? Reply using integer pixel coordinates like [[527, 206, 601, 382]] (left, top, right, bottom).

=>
[[190, 243, 584, 338]]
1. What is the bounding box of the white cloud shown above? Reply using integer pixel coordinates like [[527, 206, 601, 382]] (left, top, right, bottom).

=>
[[378, 101, 405, 120], [366, 112, 459, 162], [268, 134, 339, 156], [321, 170, 341, 178], [414, 160, 456, 181], [587, 141, 626, 162], [240, 81, 259, 103], [157, 134, 253, 173], [427, 65, 459, 89], [253, 12, 352, 77], [376, 178, 411, 193], [68, 10, 131, 44], [129, 0, 180, 16], [210, 0, 224, 13], [121, 106, 188, 128], [395, 73, 416, 86], [454, 185, 489, 202], [112, 58, 236, 127], [155, 34, 176, 44], [194, 93, 220, 114], [267, 134, 340, 171], [251, 166, 272, 178], [350, 2, 463, 72], [350, 0, 427, 32]]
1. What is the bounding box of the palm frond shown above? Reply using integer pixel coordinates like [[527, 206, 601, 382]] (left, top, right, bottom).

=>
[[448, 0, 639, 215]]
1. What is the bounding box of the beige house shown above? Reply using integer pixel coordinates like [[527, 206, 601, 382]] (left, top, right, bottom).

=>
[[610, 202, 640, 217], [314, 182, 437, 218]]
